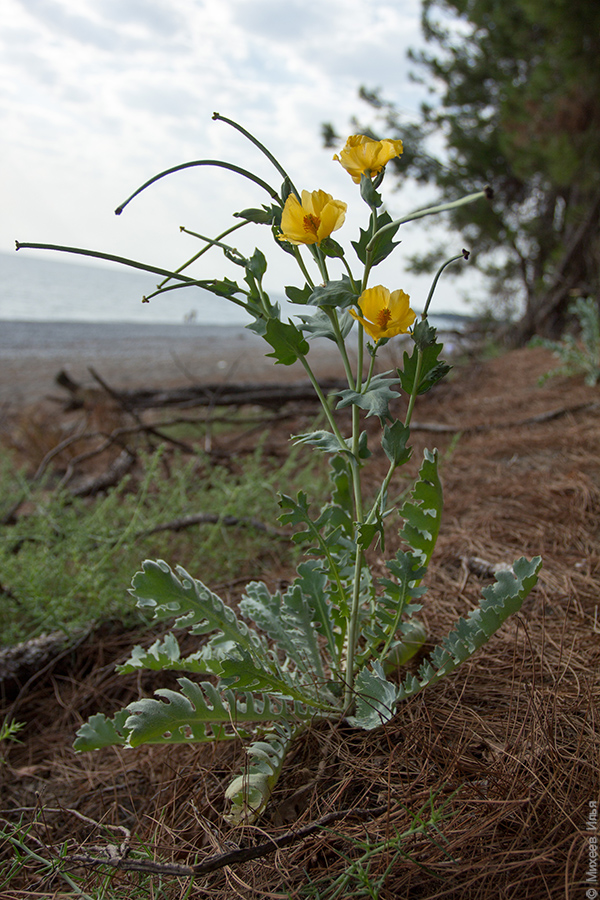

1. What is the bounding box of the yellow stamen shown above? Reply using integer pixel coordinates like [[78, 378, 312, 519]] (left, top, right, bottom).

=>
[[303, 213, 320, 236], [376, 308, 393, 329]]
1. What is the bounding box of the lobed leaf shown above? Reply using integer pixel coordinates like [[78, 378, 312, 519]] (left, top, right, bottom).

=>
[[130, 560, 268, 664], [263, 319, 309, 365], [124, 677, 286, 747], [336, 371, 402, 422], [74, 710, 131, 751], [399, 449, 443, 566]]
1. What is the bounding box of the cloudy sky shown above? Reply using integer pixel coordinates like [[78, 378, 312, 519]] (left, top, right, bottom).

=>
[[2, 0, 479, 318]]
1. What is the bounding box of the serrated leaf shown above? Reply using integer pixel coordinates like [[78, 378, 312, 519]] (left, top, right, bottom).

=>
[[352, 210, 399, 267], [382, 420, 412, 466], [294, 561, 338, 665], [293, 430, 348, 455], [347, 662, 399, 730], [263, 319, 309, 365], [336, 371, 402, 421], [399, 341, 451, 396]]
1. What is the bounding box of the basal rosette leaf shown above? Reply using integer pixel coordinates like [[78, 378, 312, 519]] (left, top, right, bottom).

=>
[[124, 677, 287, 747], [396, 556, 543, 703], [225, 723, 301, 825], [347, 662, 400, 730], [356, 549, 426, 666], [74, 710, 131, 751], [116, 633, 235, 676], [130, 560, 269, 664], [240, 580, 327, 684]]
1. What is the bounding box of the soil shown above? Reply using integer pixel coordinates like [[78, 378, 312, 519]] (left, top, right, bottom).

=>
[[0, 344, 599, 899]]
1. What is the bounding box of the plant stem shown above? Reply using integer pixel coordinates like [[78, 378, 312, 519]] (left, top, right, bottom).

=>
[[291, 247, 316, 289], [297, 356, 347, 452]]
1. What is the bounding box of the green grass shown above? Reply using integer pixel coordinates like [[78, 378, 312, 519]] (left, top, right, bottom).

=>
[[0, 441, 325, 646]]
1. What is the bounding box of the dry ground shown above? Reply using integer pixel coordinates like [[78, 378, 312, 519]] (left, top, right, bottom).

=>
[[1, 345, 599, 899]]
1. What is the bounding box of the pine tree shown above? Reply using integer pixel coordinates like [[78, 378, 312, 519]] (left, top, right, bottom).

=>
[[327, 0, 600, 341]]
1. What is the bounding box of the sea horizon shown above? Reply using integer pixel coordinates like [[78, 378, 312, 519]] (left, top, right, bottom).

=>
[[1, 250, 473, 329]]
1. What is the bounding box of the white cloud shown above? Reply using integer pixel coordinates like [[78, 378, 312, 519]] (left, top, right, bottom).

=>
[[1, 0, 482, 320]]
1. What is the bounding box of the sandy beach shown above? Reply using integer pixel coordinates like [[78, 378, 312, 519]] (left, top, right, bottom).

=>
[[0, 319, 385, 407]]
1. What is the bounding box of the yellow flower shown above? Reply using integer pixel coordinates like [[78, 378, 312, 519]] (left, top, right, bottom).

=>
[[279, 190, 347, 245], [333, 135, 404, 183], [350, 285, 416, 341]]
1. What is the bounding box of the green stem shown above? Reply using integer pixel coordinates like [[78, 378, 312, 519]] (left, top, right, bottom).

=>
[[292, 247, 316, 290], [15, 242, 199, 283], [340, 255, 359, 292], [422, 252, 468, 319], [142, 280, 250, 309], [343, 545, 364, 709], [179, 226, 247, 260], [212, 111, 299, 197], [114, 160, 281, 216], [363, 345, 379, 391], [366, 189, 490, 252], [403, 347, 423, 430], [326, 309, 355, 389], [158, 220, 250, 288], [297, 355, 347, 451], [365, 346, 423, 526]]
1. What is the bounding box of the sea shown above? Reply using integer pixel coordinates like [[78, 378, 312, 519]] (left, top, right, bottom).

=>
[[0, 251, 468, 331]]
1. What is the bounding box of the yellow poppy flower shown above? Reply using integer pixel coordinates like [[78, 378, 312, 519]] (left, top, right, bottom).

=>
[[350, 285, 416, 341], [333, 135, 404, 184], [279, 190, 347, 245]]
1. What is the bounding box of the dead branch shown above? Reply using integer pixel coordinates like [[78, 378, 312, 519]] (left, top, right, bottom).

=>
[[57, 372, 349, 412], [66, 803, 390, 878], [69, 448, 136, 497]]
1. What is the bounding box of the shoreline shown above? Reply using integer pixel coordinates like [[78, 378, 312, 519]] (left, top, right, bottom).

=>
[[0, 318, 463, 408]]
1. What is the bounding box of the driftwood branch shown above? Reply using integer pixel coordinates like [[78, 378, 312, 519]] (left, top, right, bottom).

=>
[[67, 803, 391, 878], [56, 370, 348, 412]]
